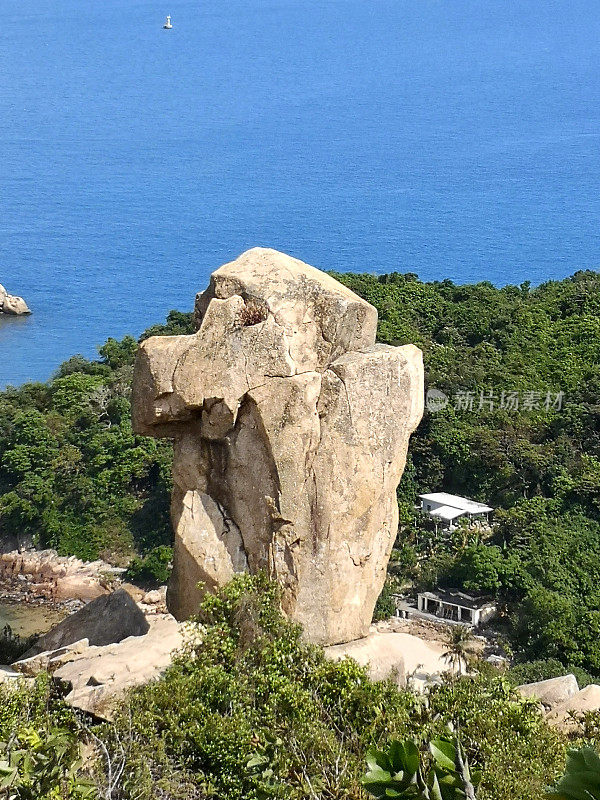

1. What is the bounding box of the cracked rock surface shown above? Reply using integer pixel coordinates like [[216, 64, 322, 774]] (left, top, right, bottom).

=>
[[132, 248, 424, 645]]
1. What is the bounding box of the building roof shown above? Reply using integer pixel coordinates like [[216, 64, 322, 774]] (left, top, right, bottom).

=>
[[418, 589, 495, 611], [419, 492, 493, 514], [429, 505, 464, 521]]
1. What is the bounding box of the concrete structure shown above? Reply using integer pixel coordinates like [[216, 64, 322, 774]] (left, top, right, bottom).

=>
[[417, 589, 496, 627], [419, 492, 492, 529]]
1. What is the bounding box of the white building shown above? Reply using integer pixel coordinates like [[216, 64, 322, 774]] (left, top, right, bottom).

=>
[[419, 492, 492, 530], [417, 589, 496, 627]]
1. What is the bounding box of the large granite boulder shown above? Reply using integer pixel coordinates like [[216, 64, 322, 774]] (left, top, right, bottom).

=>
[[0, 283, 30, 315], [516, 674, 580, 710], [325, 630, 464, 690], [132, 248, 424, 645], [20, 589, 149, 658]]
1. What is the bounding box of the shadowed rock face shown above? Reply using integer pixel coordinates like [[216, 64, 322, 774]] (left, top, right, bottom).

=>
[[21, 589, 149, 659], [132, 248, 424, 645]]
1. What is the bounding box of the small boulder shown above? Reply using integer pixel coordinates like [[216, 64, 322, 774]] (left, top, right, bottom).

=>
[[546, 684, 600, 728], [142, 588, 164, 605], [20, 589, 149, 658], [516, 674, 579, 710], [2, 295, 31, 315], [54, 573, 108, 602], [324, 630, 466, 692], [119, 582, 146, 602]]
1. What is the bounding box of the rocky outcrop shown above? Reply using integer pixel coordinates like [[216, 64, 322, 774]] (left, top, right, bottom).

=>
[[132, 248, 424, 645], [515, 675, 600, 731], [516, 674, 580, 710], [325, 629, 463, 690], [13, 615, 185, 719], [0, 283, 30, 315], [0, 665, 23, 684], [0, 549, 113, 604], [21, 589, 149, 658], [545, 684, 600, 729], [325, 632, 408, 686]]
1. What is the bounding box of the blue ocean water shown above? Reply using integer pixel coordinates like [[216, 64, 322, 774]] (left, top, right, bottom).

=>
[[1, 0, 600, 387]]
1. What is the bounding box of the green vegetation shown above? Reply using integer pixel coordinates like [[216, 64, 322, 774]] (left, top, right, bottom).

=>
[[0, 675, 93, 799], [0, 626, 37, 665], [88, 575, 573, 799], [2, 271, 600, 671], [0, 576, 577, 800], [1, 270, 600, 797], [547, 746, 600, 799], [123, 544, 172, 587], [441, 627, 476, 678], [0, 311, 194, 563], [0, 726, 95, 799], [362, 733, 480, 799], [333, 269, 600, 678]]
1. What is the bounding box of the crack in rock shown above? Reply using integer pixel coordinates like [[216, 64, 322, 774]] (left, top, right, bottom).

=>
[[132, 248, 424, 645]]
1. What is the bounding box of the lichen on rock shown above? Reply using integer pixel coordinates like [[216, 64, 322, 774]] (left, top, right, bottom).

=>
[[132, 248, 424, 645]]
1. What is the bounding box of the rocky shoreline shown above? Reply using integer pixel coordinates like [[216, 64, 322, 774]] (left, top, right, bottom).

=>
[[0, 549, 167, 615], [0, 549, 118, 610], [0, 283, 30, 315]]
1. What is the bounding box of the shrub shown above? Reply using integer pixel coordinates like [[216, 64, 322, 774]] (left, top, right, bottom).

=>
[[507, 659, 597, 690], [0, 625, 38, 665], [0, 726, 96, 799], [124, 545, 172, 587], [373, 577, 399, 621], [363, 732, 481, 799], [93, 576, 568, 800], [546, 746, 600, 799]]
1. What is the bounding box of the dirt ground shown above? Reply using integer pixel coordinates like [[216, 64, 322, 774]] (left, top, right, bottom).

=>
[[374, 616, 487, 655]]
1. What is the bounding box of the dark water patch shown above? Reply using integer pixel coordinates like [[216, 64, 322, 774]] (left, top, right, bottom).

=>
[[0, 600, 65, 639]]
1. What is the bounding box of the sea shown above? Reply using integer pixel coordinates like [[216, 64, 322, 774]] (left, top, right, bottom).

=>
[[2, 0, 600, 388]]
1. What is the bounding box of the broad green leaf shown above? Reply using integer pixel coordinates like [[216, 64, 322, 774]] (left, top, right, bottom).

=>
[[430, 739, 457, 773]]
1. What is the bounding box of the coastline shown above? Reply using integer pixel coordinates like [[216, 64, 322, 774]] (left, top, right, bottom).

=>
[[0, 548, 168, 640], [0, 549, 120, 615]]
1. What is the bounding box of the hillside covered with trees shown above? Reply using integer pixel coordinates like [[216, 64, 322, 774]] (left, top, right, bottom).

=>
[[1, 270, 599, 675], [335, 268, 600, 678]]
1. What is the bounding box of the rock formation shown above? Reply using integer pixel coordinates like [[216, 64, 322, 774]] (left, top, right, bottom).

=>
[[516, 674, 580, 710], [0, 283, 30, 315], [514, 675, 600, 731], [545, 683, 600, 729], [0, 549, 114, 604], [21, 589, 149, 658], [132, 248, 424, 645], [13, 614, 184, 719]]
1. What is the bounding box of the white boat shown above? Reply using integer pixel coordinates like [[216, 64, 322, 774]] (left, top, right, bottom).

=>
[[163, 15, 173, 29]]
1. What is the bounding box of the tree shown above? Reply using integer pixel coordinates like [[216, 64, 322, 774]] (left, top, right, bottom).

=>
[[442, 626, 476, 677]]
